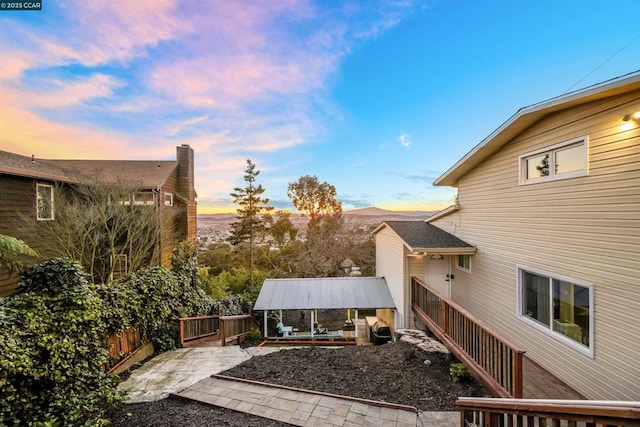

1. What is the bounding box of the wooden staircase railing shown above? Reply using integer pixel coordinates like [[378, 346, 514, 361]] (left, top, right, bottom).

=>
[[411, 276, 526, 398], [457, 397, 640, 427], [179, 315, 220, 347], [180, 314, 258, 347]]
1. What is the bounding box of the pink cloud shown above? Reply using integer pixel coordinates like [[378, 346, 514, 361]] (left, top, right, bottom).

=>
[[4, 74, 124, 109]]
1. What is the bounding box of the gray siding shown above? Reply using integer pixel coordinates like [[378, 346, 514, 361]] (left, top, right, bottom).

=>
[[431, 90, 640, 400]]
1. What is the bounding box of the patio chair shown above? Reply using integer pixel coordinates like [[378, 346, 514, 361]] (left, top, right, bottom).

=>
[[276, 322, 293, 337]]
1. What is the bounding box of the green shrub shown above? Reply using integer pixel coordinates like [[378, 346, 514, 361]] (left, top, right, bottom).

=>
[[0, 246, 218, 424], [0, 258, 119, 425], [450, 362, 472, 383]]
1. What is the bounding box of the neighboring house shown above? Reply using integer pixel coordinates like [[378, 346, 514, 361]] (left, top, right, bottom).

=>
[[374, 73, 640, 401], [0, 144, 196, 295]]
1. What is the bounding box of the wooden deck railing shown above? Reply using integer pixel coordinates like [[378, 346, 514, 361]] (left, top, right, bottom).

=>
[[457, 397, 640, 427], [179, 315, 220, 347], [220, 314, 257, 346], [411, 277, 525, 398]]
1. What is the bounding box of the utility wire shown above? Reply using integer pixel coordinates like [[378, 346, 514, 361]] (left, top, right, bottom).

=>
[[563, 32, 640, 94]]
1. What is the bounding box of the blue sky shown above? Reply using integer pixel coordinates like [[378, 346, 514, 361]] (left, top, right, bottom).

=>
[[2, 1, 640, 213]]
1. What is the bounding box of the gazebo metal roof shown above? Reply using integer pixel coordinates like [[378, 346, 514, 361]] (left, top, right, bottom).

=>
[[253, 277, 396, 310]]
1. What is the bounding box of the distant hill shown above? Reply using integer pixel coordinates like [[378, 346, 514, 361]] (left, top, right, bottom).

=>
[[343, 207, 436, 217], [198, 207, 436, 221]]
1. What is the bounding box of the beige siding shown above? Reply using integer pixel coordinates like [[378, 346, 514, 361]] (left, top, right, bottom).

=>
[[432, 90, 640, 400], [374, 227, 406, 327]]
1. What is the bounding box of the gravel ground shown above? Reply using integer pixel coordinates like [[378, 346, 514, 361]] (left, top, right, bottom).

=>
[[105, 340, 486, 426]]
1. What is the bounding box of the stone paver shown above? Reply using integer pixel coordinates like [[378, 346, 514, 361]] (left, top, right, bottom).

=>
[[173, 375, 457, 427]]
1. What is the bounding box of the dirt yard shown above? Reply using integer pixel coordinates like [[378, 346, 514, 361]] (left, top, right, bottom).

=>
[[105, 339, 486, 426]]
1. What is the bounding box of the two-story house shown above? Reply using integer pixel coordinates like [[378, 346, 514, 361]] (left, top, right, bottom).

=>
[[0, 144, 196, 295], [374, 72, 640, 400]]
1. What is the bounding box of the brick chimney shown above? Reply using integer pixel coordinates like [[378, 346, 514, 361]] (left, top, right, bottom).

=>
[[176, 144, 197, 241]]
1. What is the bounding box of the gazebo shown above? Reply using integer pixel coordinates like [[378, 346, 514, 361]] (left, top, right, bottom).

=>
[[253, 276, 396, 339]]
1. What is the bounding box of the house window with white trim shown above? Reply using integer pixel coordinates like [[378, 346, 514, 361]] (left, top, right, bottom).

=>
[[133, 191, 155, 206], [164, 193, 173, 206], [456, 254, 471, 272], [519, 136, 588, 184], [36, 183, 54, 220], [518, 268, 593, 355]]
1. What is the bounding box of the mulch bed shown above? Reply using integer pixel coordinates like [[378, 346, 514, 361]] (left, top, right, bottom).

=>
[[105, 339, 486, 426]]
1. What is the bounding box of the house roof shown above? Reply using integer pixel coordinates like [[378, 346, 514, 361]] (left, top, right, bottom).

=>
[[253, 277, 396, 310], [0, 150, 177, 189], [373, 221, 475, 254], [48, 160, 178, 189], [0, 150, 74, 182], [435, 71, 640, 187]]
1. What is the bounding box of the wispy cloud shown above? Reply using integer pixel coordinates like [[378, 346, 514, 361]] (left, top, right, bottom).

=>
[[398, 132, 412, 148]]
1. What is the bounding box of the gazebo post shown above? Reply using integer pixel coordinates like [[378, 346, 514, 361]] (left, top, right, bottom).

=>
[[355, 309, 359, 338], [263, 310, 268, 337], [279, 309, 283, 322], [310, 310, 314, 337]]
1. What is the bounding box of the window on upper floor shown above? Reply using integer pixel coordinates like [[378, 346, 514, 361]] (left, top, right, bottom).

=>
[[455, 254, 471, 272], [518, 267, 593, 356], [36, 183, 54, 220], [164, 193, 173, 206], [133, 191, 155, 206], [519, 136, 588, 184]]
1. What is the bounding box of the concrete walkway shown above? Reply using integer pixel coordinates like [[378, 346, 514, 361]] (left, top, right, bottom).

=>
[[118, 345, 282, 402], [119, 345, 458, 426]]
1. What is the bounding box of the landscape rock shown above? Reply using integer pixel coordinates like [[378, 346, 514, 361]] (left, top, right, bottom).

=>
[[396, 328, 450, 354]]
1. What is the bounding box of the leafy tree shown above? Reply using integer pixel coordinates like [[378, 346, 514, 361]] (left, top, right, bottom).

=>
[[265, 210, 298, 249], [228, 159, 273, 287], [0, 234, 38, 272], [287, 175, 342, 223]]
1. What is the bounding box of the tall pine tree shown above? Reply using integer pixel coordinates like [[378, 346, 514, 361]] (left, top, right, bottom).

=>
[[229, 159, 273, 287]]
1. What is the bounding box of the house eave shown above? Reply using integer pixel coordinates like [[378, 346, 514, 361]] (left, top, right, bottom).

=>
[[0, 166, 73, 183], [409, 247, 477, 255], [434, 70, 640, 187], [426, 205, 459, 223]]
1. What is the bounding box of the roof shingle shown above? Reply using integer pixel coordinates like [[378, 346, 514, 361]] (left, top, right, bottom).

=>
[[380, 221, 474, 250]]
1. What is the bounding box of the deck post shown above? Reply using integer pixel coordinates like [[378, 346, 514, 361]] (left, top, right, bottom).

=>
[[355, 309, 359, 338], [263, 311, 268, 337]]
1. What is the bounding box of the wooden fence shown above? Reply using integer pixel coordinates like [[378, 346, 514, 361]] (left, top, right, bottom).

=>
[[411, 277, 525, 398], [457, 397, 640, 427], [104, 328, 143, 372], [220, 314, 257, 345], [179, 315, 220, 347]]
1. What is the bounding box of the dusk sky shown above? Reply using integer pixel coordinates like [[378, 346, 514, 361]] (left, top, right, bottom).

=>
[[2, 1, 640, 213]]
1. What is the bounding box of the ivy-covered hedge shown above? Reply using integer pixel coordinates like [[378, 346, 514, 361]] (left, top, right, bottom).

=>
[[0, 246, 217, 425], [0, 258, 118, 425], [100, 266, 216, 352]]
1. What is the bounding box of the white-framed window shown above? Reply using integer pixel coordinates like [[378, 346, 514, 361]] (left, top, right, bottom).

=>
[[456, 254, 471, 272], [133, 191, 155, 206], [164, 193, 173, 206], [36, 183, 54, 220], [519, 136, 588, 184], [111, 254, 128, 280], [517, 266, 593, 357]]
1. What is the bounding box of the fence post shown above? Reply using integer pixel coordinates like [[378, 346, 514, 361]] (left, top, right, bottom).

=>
[[220, 318, 226, 347], [179, 318, 185, 347], [514, 351, 523, 398], [442, 300, 449, 335]]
